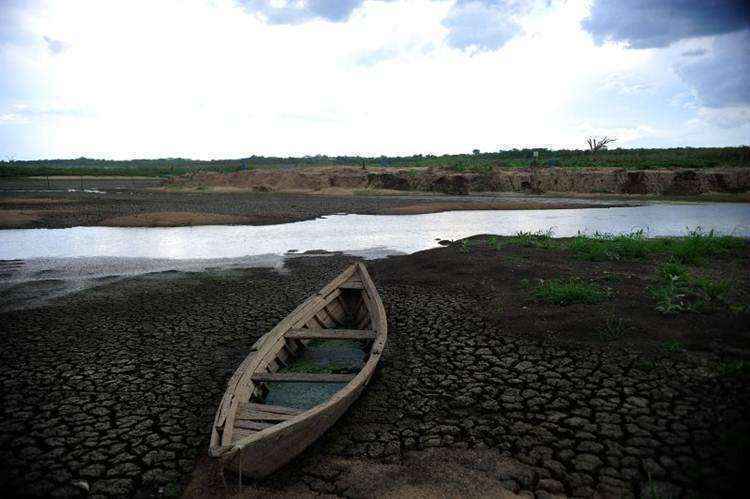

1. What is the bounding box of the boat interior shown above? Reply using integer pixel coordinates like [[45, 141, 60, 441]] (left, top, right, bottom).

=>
[[228, 272, 378, 444]]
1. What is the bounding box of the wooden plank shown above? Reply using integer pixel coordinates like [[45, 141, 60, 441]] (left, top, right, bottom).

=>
[[285, 329, 376, 340], [251, 372, 355, 383], [239, 411, 295, 422], [340, 281, 364, 289], [245, 403, 303, 415], [232, 427, 259, 442], [236, 420, 275, 431]]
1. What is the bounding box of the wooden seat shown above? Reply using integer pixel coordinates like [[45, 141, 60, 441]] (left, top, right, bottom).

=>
[[340, 281, 364, 289], [285, 328, 375, 340], [251, 372, 355, 383]]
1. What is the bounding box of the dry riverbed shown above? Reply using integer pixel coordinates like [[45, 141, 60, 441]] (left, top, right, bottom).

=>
[[1, 235, 748, 497], [0, 189, 634, 229]]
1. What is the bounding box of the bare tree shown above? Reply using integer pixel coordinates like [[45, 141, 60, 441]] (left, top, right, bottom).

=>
[[586, 136, 616, 154]]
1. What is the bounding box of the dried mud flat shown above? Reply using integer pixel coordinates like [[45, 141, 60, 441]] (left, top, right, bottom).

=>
[[1, 240, 749, 498], [0, 189, 629, 229]]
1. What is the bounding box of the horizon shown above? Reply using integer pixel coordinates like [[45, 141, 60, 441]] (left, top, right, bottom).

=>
[[1, 1, 749, 160], [4, 144, 749, 165]]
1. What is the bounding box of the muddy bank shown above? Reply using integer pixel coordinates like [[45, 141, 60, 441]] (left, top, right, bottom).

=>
[[166, 165, 750, 196], [1, 238, 748, 497], [0, 189, 627, 229]]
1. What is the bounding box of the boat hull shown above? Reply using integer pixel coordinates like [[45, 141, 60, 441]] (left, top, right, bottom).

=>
[[223, 372, 370, 477], [209, 262, 387, 478]]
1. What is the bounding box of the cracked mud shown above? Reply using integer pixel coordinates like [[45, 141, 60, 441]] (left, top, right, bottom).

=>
[[1, 238, 748, 498]]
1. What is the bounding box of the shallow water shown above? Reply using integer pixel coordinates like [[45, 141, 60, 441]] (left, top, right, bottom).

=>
[[1, 203, 749, 261], [1, 203, 748, 310]]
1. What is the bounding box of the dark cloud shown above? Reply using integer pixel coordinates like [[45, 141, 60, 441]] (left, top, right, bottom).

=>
[[443, 1, 524, 51], [240, 0, 366, 25], [582, 0, 750, 48], [676, 30, 750, 107], [241, 1, 531, 51]]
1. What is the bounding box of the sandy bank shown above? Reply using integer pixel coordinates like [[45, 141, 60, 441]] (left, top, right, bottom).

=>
[[166, 165, 750, 196]]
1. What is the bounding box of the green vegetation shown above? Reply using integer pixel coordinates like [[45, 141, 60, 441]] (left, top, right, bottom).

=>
[[638, 360, 657, 371], [504, 229, 555, 248], [2, 146, 747, 177], [649, 261, 732, 314], [533, 277, 610, 305], [568, 230, 651, 260], [718, 360, 750, 376], [162, 482, 180, 498], [661, 339, 685, 352], [666, 228, 745, 265], [599, 316, 628, 341], [568, 228, 744, 264]]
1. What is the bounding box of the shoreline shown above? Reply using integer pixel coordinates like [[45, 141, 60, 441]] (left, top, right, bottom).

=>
[[0, 188, 642, 230]]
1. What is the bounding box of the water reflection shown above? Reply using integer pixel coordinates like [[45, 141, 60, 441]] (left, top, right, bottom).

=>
[[1, 203, 749, 261]]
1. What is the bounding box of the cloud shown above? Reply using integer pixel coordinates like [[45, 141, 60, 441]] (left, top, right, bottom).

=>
[[676, 30, 750, 108], [694, 106, 750, 128], [681, 48, 706, 57], [582, 0, 750, 48], [239, 0, 367, 24], [0, 103, 89, 124], [355, 46, 399, 66], [43, 36, 67, 54], [442, 0, 526, 51]]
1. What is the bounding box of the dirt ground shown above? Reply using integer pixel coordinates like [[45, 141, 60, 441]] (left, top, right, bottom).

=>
[[1, 237, 748, 498], [0, 188, 631, 229]]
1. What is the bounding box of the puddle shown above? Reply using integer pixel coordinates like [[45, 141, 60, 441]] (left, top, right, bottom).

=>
[[264, 339, 366, 410]]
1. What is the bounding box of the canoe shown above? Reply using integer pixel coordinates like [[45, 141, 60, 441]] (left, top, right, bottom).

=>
[[209, 262, 387, 477]]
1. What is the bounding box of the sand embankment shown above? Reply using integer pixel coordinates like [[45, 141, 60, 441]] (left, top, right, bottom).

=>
[[165, 166, 750, 196]]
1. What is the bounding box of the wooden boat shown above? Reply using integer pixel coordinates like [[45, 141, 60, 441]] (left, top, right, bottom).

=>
[[209, 262, 387, 478]]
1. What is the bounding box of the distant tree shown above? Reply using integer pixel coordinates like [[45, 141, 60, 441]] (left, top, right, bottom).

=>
[[586, 136, 617, 154], [472, 149, 480, 155]]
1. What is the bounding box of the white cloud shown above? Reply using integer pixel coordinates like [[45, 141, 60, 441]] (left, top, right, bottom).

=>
[[0, 0, 747, 159], [694, 106, 750, 128]]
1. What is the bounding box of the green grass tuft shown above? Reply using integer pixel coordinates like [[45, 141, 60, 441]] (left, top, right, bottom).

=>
[[506, 229, 555, 248], [649, 265, 732, 314], [718, 360, 750, 376], [533, 277, 610, 305], [598, 316, 628, 341], [661, 339, 685, 352]]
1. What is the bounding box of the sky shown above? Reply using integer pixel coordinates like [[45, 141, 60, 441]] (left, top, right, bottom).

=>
[[0, 0, 748, 160]]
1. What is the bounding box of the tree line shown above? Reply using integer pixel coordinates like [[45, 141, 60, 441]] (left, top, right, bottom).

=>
[[1, 147, 748, 177]]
